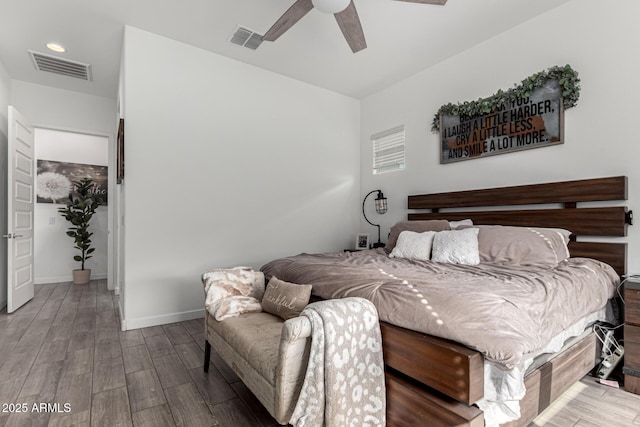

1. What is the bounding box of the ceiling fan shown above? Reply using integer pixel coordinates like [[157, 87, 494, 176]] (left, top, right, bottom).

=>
[[262, 0, 447, 53]]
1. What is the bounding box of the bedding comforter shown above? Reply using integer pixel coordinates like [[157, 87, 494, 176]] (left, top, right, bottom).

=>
[[261, 248, 618, 369]]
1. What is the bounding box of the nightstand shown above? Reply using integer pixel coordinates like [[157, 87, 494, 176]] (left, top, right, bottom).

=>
[[624, 280, 640, 394]]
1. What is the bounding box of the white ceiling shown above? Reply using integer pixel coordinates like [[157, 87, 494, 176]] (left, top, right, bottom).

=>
[[0, 0, 570, 100]]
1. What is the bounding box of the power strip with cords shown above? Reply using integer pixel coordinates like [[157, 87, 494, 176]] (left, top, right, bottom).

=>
[[597, 347, 624, 379]]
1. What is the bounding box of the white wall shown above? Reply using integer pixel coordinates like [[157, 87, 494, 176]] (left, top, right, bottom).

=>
[[34, 128, 109, 283], [10, 80, 117, 288], [0, 61, 10, 309], [10, 80, 116, 133], [121, 27, 360, 329], [360, 0, 640, 273]]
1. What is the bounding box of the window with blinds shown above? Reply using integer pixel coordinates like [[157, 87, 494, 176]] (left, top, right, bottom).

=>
[[371, 125, 405, 174]]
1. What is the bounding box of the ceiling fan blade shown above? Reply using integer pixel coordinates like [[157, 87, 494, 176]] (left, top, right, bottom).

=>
[[334, 1, 367, 53], [394, 0, 447, 4], [263, 0, 314, 42]]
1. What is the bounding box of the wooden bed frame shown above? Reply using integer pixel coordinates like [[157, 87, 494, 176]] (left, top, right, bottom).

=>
[[381, 176, 631, 427]]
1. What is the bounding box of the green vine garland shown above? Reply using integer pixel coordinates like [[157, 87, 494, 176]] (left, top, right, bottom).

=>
[[431, 64, 580, 133]]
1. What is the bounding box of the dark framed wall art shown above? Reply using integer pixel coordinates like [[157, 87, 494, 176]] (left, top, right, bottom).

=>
[[117, 118, 124, 184]]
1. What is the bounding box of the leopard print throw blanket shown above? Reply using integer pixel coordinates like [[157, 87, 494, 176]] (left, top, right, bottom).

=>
[[201, 266, 264, 321], [290, 297, 385, 427]]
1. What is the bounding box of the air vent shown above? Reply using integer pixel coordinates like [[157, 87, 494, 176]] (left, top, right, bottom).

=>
[[229, 26, 263, 50], [28, 50, 92, 81]]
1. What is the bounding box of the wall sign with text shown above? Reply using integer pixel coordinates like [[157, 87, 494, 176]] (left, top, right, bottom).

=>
[[440, 79, 563, 164]]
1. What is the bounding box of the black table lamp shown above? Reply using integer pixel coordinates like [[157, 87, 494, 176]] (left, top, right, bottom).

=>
[[362, 190, 388, 248]]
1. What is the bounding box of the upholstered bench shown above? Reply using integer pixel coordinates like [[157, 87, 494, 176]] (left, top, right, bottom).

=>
[[204, 310, 312, 425]]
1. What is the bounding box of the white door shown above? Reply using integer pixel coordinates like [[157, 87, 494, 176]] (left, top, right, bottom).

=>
[[5, 106, 35, 313]]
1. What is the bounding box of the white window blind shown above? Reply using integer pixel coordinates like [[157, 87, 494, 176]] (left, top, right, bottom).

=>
[[371, 125, 405, 175]]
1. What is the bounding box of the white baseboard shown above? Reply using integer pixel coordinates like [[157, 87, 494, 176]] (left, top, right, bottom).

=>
[[35, 273, 108, 285], [118, 298, 126, 331], [123, 309, 205, 331]]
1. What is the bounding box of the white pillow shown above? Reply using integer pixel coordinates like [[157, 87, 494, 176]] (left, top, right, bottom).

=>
[[449, 219, 474, 229], [432, 228, 480, 265], [388, 231, 436, 261]]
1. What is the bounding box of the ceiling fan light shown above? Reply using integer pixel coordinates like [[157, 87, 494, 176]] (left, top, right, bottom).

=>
[[312, 0, 350, 14]]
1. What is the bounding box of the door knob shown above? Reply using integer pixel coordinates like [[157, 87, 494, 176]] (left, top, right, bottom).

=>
[[2, 233, 23, 239]]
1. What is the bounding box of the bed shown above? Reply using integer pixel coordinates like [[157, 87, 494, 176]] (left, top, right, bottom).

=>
[[261, 176, 632, 427]]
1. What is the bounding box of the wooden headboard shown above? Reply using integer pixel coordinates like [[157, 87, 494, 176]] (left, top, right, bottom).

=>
[[407, 176, 632, 276]]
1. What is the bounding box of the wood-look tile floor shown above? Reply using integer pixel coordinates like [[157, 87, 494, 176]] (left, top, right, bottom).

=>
[[0, 281, 278, 427], [529, 376, 640, 427], [0, 280, 639, 427]]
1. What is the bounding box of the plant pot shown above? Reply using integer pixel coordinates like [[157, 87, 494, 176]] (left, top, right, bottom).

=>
[[73, 269, 91, 285]]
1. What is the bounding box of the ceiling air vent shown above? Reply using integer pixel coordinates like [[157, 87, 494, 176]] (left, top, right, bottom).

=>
[[28, 50, 92, 81], [229, 26, 264, 50]]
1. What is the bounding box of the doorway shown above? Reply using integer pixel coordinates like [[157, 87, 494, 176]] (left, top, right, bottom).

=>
[[33, 128, 109, 285]]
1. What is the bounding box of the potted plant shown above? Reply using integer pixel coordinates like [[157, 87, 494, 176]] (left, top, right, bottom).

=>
[[58, 177, 104, 285]]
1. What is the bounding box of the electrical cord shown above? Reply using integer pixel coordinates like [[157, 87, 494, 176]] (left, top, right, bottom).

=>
[[619, 273, 640, 304], [593, 323, 624, 356]]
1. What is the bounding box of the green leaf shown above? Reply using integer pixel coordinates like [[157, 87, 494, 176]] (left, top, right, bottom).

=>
[[57, 177, 102, 265], [432, 65, 580, 133]]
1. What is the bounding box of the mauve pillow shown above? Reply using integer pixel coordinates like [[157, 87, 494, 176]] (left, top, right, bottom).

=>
[[473, 225, 571, 267], [386, 220, 451, 252], [535, 227, 572, 244], [261, 277, 312, 320]]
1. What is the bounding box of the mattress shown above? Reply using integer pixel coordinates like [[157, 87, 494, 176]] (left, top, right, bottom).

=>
[[478, 307, 609, 426]]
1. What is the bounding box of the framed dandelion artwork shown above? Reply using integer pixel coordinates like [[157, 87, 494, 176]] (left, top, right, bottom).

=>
[[36, 160, 108, 204]]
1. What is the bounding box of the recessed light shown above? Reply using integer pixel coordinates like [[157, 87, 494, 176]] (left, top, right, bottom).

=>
[[46, 43, 66, 53]]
